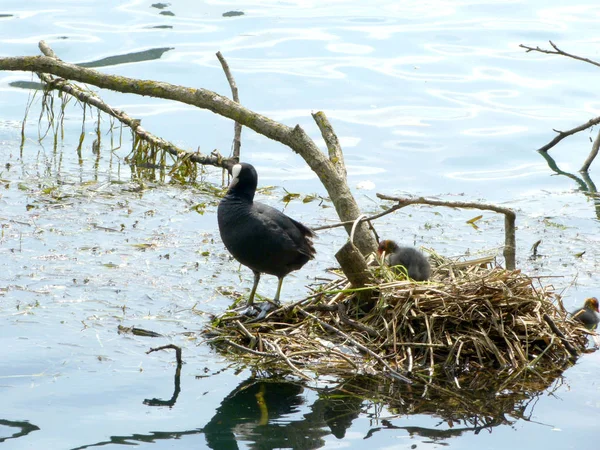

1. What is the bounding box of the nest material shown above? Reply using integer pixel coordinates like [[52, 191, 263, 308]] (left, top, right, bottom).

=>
[[206, 252, 592, 386]]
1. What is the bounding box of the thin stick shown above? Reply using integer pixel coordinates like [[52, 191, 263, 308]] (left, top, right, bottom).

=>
[[312, 203, 404, 232], [147, 344, 183, 365], [520, 40, 600, 70], [376, 194, 517, 270], [266, 340, 314, 381], [542, 313, 579, 357], [581, 128, 600, 172], [216, 51, 242, 161], [208, 337, 274, 357], [350, 214, 367, 245], [298, 309, 412, 384], [535, 115, 600, 154]]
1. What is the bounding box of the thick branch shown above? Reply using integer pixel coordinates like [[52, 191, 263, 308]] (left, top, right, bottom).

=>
[[376, 194, 517, 270], [0, 50, 377, 255], [312, 111, 346, 179]]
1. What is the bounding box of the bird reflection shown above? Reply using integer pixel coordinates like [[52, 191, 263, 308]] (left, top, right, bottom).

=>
[[202, 378, 363, 449]]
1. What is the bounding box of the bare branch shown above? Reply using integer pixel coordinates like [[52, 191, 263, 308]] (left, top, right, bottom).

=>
[[519, 40, 600, 69], [216, 51, 242, 161], [536, 115, 600, 153], [312, 203, 404, 231], [376, 194, 517, 270], [312, 111, 346, 179], [581, 128, 600, 172]]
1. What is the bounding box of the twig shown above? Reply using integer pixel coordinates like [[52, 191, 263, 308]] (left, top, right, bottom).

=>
[[297, 308, 412, 384], [337, 303, 379, 338], [208, 337, 274, 357], [581, 127, 600, 172], [312, 203, 404, 231], [234, 320, 257, 348], [519, 40, 600, 160], [519, 40, 600, 69], [542, 313, 579, 357], [376, 194, 517, 270], [216, 51, 242, 161], [535, 115, 600, 154], [147, 344, 183, 365], [266, 340, 314, 381]]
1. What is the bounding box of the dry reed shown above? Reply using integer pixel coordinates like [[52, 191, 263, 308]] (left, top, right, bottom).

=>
[[206, 253, 593, 388]]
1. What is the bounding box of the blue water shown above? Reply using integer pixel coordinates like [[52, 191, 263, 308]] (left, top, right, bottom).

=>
[[1, 1, 600, 448]]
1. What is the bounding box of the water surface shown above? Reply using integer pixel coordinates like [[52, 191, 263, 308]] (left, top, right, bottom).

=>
[[1, 0, 600, 448]]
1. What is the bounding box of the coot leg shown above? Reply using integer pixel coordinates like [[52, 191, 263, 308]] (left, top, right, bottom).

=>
[[273, 277, 284, 304], [247, 271, 261, 306]]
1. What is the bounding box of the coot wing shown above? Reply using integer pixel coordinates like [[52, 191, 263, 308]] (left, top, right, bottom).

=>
[[253, 202, 315, 260]]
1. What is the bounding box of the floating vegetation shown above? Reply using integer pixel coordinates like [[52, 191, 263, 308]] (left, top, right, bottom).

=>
[[206, 252, 593, 391]]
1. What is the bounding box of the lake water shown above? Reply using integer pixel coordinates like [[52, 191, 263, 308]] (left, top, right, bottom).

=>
[[1, 1, 600, 449]]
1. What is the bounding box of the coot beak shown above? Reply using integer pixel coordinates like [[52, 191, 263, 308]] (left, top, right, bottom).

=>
[[227, 163, 242, 190], [227, 177, 239, 190]]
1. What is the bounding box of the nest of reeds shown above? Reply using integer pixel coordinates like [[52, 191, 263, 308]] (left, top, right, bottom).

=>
[[205, 251, 593, 387]]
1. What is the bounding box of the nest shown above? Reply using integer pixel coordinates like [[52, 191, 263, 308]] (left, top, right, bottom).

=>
[[206, 252, 592, 389]]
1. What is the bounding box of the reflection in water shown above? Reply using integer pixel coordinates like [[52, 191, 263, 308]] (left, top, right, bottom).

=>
[[19, 368, 559, 449], [538, 150, 600, 219], [202, 378, 361, 449], [143, 357, 182, 408], [0, 419, 40, 443], [78, 47, 174, 68]]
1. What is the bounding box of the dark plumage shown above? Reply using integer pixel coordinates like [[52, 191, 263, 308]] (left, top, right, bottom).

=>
[[217, 162, 315, 306], [377, 240, 430, 281], [571, 297, 600, 329]]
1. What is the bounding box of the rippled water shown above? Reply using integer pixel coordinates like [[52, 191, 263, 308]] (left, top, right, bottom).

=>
[[1, 1, 600, 449]]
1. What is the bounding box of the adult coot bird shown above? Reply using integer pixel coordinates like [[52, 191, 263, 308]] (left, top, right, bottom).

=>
[[217, 162, 315, 309], [377, 240, 430, 281], [571, 297, 600, 329]]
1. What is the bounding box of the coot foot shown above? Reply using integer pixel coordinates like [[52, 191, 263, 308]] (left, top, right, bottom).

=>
[[244, 300, 280, 321]]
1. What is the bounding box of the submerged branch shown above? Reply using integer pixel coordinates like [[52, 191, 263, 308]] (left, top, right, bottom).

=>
[[535, 115, 600, 154], [581, 128, 600, 173]]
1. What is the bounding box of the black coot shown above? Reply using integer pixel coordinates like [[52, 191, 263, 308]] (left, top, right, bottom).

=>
[[377, 240, 430, 281], [217, 162, 316, 307], [571, 297, 599, 329]]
